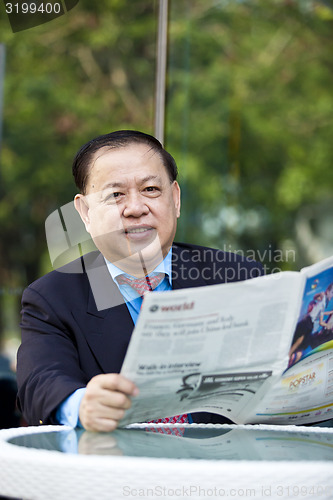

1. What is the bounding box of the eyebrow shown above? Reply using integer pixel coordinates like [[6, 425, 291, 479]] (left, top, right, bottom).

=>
[[141, 175, 161, 184], [102, 175, 162, 190]]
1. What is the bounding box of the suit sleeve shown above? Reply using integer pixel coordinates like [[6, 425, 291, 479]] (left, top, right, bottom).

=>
[[17, 286, 88, 426]]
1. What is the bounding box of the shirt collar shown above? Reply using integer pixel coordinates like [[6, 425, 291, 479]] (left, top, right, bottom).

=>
[[104, 248, 173, 287]]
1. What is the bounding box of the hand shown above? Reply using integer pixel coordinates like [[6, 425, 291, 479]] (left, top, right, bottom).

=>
[[79, 373, 138, 432]]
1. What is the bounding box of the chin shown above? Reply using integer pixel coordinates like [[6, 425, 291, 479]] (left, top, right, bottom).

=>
[[107, 244, 165, 276]]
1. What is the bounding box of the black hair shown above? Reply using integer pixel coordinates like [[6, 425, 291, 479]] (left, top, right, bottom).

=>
[[72, 130, 178, 194]]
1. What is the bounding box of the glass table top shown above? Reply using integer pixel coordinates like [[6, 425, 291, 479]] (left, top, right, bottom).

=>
[[8, 425, 333, 461]]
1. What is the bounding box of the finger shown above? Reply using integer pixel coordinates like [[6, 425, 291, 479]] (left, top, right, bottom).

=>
[[91, 404, 126, 421], [83, 417, 119, 433], [80, 398, 127, 425], [79, 404, 125, 432], [97, 373, 139, 396], [84, 386, 133, 411], [99, 391, 133, 411]]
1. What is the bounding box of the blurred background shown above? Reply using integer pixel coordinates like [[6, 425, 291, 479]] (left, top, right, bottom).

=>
[[0, 0, 333, 379]]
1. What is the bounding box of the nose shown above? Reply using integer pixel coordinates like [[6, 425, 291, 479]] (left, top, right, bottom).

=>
[[122, 191, 149, 218]]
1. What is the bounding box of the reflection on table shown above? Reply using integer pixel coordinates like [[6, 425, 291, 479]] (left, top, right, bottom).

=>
[[9, 424, 333, 461]]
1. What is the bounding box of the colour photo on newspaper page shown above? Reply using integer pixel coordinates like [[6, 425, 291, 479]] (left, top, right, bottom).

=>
[[119, 271, 303, 426], [250, 256, 333, 425]]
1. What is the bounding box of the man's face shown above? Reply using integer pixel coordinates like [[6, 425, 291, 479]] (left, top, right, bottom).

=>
[[74, 143, 181, 276]]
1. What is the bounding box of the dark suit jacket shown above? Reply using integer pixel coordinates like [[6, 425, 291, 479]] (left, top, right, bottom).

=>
[[17, 242, 263, 426]]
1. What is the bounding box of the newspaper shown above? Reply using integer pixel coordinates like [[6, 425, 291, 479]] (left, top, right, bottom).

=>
[[120, 256, 333, 426]]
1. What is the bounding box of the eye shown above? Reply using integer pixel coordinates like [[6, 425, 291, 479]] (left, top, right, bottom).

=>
[[144, 186, 160, 194], [104, 192, 123, 203]]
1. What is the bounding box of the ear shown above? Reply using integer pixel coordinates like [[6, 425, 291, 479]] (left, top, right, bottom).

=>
[[74, 194, 91, 232], [172, 181, 181, 218]]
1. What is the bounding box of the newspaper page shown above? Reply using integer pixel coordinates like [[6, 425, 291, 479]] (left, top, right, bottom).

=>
[[250, 256, 333, 425], [120, 271, 303, 426]]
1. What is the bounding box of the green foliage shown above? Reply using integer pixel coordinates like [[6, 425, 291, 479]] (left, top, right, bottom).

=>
[[0, 0, 333, 310], [167, 0, 333, 271], [0, 0, 158, 288]]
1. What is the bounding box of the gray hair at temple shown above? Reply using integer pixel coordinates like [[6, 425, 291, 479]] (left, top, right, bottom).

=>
[[72, 130, 178, 194]]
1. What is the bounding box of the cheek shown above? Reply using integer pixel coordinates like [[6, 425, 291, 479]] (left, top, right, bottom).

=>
[[90, 207, 124, 236], [158, 206, 178, 235], [167, 202, 180, 221], [86, 209, 106, 237]]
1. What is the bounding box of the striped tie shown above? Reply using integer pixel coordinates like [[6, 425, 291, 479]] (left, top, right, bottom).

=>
[[116, 272, 165, 296]]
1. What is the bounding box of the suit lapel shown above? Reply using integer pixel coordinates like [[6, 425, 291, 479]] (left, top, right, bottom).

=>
[[76, 246, 207, 373], [77, 252, 135, 374], [83, 252, 126, 315]]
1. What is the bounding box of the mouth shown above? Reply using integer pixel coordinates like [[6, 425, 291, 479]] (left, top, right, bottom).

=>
[[124, 226, 154, 239], [125, 227, 152, 234]]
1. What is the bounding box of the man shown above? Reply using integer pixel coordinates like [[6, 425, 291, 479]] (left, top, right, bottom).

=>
[[17, 130, 263, 432]]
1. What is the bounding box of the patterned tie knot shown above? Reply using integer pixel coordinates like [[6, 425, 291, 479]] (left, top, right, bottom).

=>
[[116, 272, 165, 296]]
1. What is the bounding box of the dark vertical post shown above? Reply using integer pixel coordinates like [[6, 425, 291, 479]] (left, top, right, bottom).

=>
[[154, 0, 169, 145]]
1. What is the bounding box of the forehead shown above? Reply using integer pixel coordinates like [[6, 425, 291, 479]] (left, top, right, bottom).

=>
[[90, 143, 166, 178]]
